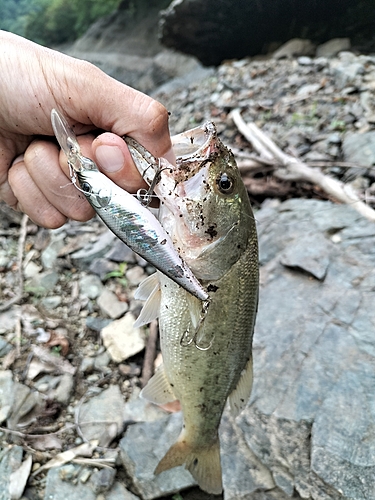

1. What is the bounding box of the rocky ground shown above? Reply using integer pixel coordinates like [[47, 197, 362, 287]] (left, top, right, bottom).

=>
[[1, 38, 375, 500]]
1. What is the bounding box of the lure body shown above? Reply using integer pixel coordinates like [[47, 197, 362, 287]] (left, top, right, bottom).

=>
[[50, 109, 208, 301]]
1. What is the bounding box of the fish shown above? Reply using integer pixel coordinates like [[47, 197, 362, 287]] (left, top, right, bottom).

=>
[[50, 108, 208, 302], [132, 122, 259, 494]]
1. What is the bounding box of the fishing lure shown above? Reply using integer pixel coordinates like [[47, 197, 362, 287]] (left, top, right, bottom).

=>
[[50, 109, 208, 301]]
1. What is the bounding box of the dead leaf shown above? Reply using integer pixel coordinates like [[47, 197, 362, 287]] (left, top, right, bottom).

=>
[[44, 332, 70, 356], [33, 440, 98, 475], [27, 434, 62, 451]]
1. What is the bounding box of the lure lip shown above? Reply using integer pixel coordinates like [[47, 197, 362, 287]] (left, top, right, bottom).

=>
[[51, 108, 96, 173]]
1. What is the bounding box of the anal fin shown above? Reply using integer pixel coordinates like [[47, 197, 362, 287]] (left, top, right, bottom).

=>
[[228, 356, 253, 417], [140, 363, 177, 405]]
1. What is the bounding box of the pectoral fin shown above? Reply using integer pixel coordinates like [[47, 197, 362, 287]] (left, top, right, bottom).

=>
[[140, 364, 177, 405], [133, 273, 161, 328], [228, 356, 253, 417]]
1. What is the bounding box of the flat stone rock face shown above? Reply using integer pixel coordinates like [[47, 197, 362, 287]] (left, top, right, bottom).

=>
[[240, 198, 375, 499]]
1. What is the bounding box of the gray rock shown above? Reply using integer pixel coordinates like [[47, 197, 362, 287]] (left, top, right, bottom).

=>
[[316, 37, 351, 57], [51, 374, 75, 405], [93, 350, 111, 372], [90, 467, 116, 493], [105, 240, 136, 263], [28, 271, 59, 294], [273, 39, 316, 59], [125, 266, 147, 286], [0, 371, 15, 424], [85, 316, 111, 332], [120, 413, 196, 499], [41, 295, 62, 309], [0, 308, 20, 334], [0, 446, 23, 500], [0, 339, 12, 357], [88, 258, 117, 280], [45, 466, 95, 500], [79, 274, 104, 300], [97, 288, 128, 319], [41, 233, 65, 269], [238, 199, 375, 499], [78, 385, 125, 447], [71, 231, 116, 269], [342, 131, 375, 171]]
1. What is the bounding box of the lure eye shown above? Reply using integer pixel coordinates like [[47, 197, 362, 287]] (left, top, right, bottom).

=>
[[80, 182, 92, 194], [217, 173, 234, 194]]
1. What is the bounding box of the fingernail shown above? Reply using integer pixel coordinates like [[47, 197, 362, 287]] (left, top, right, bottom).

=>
[[95, 145, 124, 172]]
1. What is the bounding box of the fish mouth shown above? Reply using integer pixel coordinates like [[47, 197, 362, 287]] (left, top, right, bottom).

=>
[[170, 122, 219, 183]]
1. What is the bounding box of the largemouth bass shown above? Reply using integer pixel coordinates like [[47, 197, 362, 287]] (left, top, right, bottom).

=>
[[133, 122, 259, 494]]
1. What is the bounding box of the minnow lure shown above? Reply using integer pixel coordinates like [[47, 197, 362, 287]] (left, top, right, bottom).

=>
[[50, 109, 208, 301]]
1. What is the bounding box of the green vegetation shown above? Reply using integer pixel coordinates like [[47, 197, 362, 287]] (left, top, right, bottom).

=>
[[0, 0, 122, 45]]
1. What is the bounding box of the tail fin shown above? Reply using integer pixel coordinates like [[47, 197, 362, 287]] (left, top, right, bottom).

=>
[[155, 434, 222, 495]]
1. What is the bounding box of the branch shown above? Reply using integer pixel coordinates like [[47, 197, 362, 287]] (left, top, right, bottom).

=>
[[0, 213, 28, 312], [230, 109, 375, 222]]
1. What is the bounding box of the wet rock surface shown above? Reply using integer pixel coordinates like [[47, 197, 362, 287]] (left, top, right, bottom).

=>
[[1, 37, 375, 500]]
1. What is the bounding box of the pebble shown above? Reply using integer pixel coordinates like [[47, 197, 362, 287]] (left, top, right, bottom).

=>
[[41, 295, 62, 309], [97, 288, 128, 319], [101, 313, 145, 363], [105, 240, 136, 263], [89, 258, 118, 280], [79, 274, 104, 300], [125, 266, 147, 286], [71, 231, 116, 268]]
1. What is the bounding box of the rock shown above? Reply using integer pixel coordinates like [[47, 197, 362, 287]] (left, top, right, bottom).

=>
[[41, 232, 66, 269], [101, 313, 145, 363], [0, 446, 24, 499], [0, 371, 14, 424], [78, 385, 125, 447], [316, 37, 351, 57], [160, 0, 373, 66], [51, 374, 75, 405], [0, 308, 20, 334], [71, 231, 116, 269], [90, 467, 116, 493], [41, 295, 62, 309], [93, 350, 112, 372], [273, 39, 316, 59], [342, 131, 375, 177], [79, 274, 104, 300], [88, 258, 117, 280], [27, 271, 59, 295], [119, 413, 196, 499], [97, 288, 128, 319], [125, 266, 147, 286], [0, 339, 12, 357], [123, 391, 167, 424], [237, 199, 375, 499], [24, 261, 42, 278], [85, 316, 111, 332], [105, 240, 137, 264]]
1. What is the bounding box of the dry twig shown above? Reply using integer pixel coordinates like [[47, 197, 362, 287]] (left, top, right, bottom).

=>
[[231, 109, 375, 222], [141, 319, 159, 388], [0, 213, 28, 312]]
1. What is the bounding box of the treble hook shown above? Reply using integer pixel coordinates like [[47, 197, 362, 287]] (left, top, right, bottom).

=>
[[180, 299, 213, 350]]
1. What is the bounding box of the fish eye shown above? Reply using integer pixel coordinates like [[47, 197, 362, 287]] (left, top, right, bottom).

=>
[[80, 182, 92, 194], [217, 173, 234, 194]]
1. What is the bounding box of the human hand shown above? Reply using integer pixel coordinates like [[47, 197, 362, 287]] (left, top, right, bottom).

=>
[[0, 30, 174, 228]]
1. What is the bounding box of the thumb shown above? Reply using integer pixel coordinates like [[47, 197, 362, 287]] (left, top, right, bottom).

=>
[[92, 132, 148, 193]]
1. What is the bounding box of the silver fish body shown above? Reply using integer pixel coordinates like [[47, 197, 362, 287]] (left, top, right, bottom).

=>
[[138, 122, 259, 494], [76, 168, 208, 301]]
